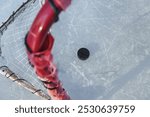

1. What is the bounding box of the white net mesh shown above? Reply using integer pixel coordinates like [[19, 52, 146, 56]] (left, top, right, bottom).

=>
[[0, 0, 45, 99]]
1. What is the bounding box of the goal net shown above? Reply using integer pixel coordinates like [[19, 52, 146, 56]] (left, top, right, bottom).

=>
[[0, 0, 48, 99]]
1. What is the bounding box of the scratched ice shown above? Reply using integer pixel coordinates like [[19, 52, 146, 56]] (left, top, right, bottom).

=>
[[0, 0, 150, 99]]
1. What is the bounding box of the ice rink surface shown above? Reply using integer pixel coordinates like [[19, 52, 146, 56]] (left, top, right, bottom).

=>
[[0, 0, 150, 99]]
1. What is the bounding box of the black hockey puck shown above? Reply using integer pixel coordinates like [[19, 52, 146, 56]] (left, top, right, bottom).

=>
[[77, 48, 90, 60]]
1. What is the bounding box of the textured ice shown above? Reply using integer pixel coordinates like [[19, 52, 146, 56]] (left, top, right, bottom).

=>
[[0, 0, 150, 99]]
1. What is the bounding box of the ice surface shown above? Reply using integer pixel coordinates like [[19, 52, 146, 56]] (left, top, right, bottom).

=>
[[0, 0, 150, 99]]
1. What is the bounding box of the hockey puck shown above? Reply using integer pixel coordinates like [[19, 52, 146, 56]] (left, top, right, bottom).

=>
[[77, 48, 90, 60]]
